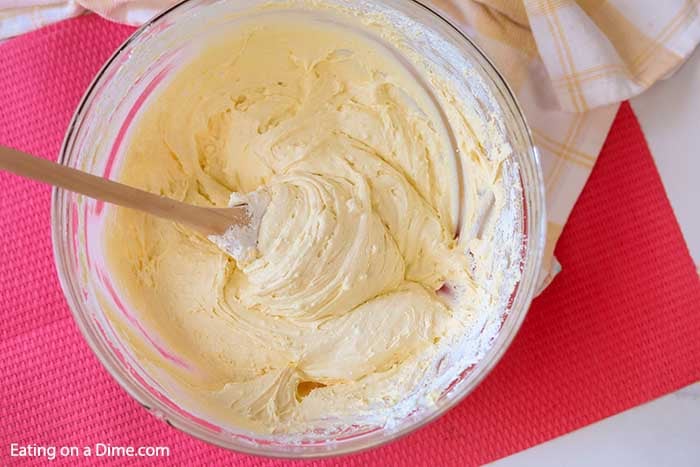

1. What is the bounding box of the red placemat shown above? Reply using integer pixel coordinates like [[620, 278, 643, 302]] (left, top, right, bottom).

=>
[[1, 14, 699, 466]]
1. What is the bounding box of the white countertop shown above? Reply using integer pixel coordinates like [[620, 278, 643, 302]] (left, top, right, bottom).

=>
[[489, 45, 700, 467], [490, 383, 700, 467], [632, 48, 700, 267]]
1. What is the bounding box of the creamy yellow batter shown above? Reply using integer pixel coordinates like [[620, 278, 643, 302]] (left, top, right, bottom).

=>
[[104, 13, 516, 434]]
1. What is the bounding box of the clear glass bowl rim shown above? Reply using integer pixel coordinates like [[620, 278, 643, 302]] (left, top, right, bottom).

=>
[[51, 0, 546, 459]]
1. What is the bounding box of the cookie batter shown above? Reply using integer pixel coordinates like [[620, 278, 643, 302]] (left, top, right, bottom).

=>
[[104, 13, 517, 434]]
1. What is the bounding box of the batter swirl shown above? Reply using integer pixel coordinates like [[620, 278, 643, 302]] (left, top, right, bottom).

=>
[[105, 15, 515, 434]]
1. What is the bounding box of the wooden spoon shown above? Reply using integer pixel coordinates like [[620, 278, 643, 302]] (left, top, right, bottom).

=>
[[0, 145, 251, 237]]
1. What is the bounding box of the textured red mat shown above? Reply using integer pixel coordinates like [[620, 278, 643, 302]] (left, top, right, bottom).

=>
[[1, 15, 698, 466]]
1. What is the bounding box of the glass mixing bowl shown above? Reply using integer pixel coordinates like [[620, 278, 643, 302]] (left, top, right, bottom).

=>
[[52, 0, 545, 458]]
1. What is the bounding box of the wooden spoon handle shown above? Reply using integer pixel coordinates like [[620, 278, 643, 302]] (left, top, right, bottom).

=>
[[0, 145, 240, 235]]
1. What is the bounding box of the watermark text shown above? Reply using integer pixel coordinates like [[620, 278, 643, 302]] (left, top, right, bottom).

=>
[[9, 443, 170, 461]]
